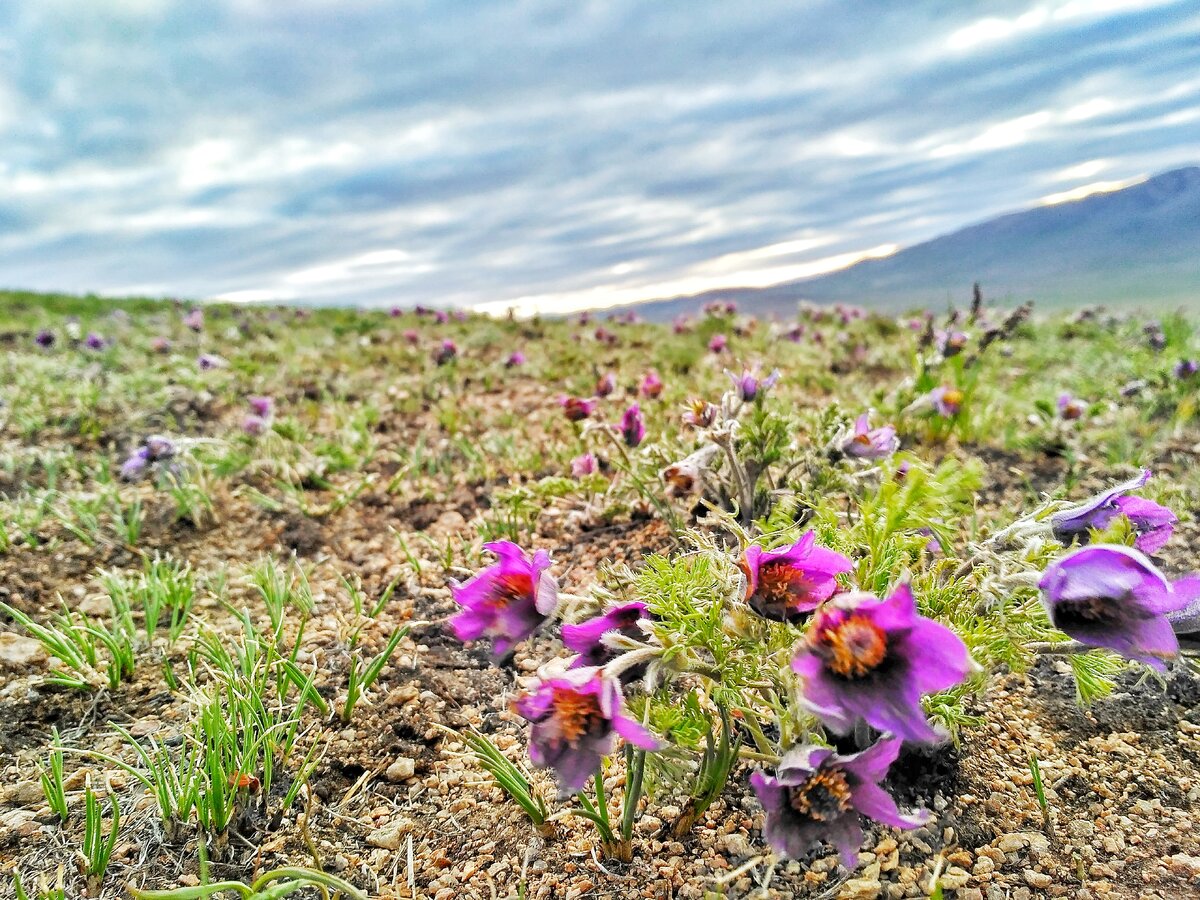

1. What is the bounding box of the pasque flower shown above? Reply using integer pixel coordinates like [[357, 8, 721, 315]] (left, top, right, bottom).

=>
[[120, 435, 177, 481], [450, 541, 558, 658], [514, 666, 660, 793], [35, 329, 56, 348], [682, 398, 717, 429], [559, 396, 598, 421], [928, 386, 963, 417], [791, 584, 971, 743], [708, 333, 727, 353], [728, 366, 780, 402], [640, 369, 664, 399], [595, 371, 618, 397], [85, 333, 106, 350], [1174, 359, 1198, 380], [1039, 544, 1200, 670], [1050, 469, 1176, 554], [1057, 392, 1086, 420], [562, 601, 651, 669], [750, 737, 928, 866], [183, 309, 204, 331], [570, 452, 598, 478], [841, 413, 899, 460], [433, 339, 457, 365], [505, 350, 526, 368], [620, 403, 646, 447], [740, 532, 854, 624]]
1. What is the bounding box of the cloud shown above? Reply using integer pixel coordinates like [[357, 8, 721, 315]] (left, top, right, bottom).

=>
[[0, 0, 1197, 312]]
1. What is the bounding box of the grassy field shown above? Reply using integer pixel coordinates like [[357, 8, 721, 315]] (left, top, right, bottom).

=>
[[2, 289, 1200, 899]]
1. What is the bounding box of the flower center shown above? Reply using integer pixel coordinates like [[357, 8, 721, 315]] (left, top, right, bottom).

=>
[[815, 613, 888, 678], [942, 389, 963, 408], [1053, 595, 1118, 630], [551, 687, 602, 744], [487, 572, 534, 609], [787, 768, 853, 822]]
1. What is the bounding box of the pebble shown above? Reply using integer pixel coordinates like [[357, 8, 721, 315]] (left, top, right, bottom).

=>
[[0, 633, 46, 670], [385, 756, 417, 782], [367, 819, 412, 850]]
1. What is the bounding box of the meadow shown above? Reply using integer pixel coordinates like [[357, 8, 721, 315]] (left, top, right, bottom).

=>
[[2, 290, 1200, 900]]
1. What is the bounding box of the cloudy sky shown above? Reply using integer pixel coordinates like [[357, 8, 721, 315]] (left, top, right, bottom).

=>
[[2, 1, 1198, 314]]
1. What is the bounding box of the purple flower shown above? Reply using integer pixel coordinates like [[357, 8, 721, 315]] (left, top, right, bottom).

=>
[[791, 584, 971, 743], [640, 369, 664, 399], [403, 329, 420, 345], [682, 398, 717, 429], [120, 447, 152, 481], [449, 541, 558, 658], [842, 413, 898, 460], [750, 738, 927, 866], [1174, 359, 1198, 380], [183, 309, 204, 332], [619, 403, 646, 447], [1039, 545, 1200, 670], [242, 415, 268, 436], [562, 601, 650, 669], [783, 325, 805, 343], [505, 351, 526, 368], [248, 396, 274, 418], [433, 339, 457, 365], [513, 666, 660, 793], [672, 315, 692, 334], [559, 396, 598, 422], [1050, 470, 1176, 554], [740, 532, 854, 624], [708, 333, 727, 353], [85, 333, 106, 350], [150, 336, 172, 353], [35, 329, 56, 348], [936, 330, 968, 357], [595, 372, 618, 397], [198, 353, 226, 370], [570, 452, 598, 478], [434, 310, 449, 325], [1057, 392, 1085, 420], [928, 386, 963, 417], [389, 306, 403, 317], [728, 366, 780, 402]]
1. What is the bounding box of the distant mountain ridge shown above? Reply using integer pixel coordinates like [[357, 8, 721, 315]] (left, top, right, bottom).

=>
[[625, 166, 1200, 320]]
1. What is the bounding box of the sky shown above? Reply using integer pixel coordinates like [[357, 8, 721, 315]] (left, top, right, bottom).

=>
[[1, 1, 1198, 316]]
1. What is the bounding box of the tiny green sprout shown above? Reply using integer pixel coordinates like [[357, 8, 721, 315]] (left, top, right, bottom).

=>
[[1029, 752, 1053, 837], [127, 867, 365, 900], [37, 727, 69, 825], [81, 776, 120, 891], [341, 626, 408, 723], [451, 726, 550, 833]]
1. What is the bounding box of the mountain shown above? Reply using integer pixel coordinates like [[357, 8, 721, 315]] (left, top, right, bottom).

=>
[[626, 166, 1200, 320]]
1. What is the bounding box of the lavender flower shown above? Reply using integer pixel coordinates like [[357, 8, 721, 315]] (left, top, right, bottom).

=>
[[640, 369, 664, 399], [35, 329, 56, 348], [708, 333, 727, 353], [120, 447, 152, 481], [1039, 545, 1200, 670], [791, 584, 971, 743], [841, 413, 898, 460], [750, 738, 927, 866], [728, 366, 780, 402], [242, 415, 268, 436], [740, 532, 853, 624], [449, 541, 558, 658], [433, 339, 457, 365], [85, 333, 106, 350], [150, 336, 172, 353], [928, 386, 963, 417], [198, 353, 226, 370], [595, 372, 618, 397], [559, 396, 598, 422], [183, 309, 204, 332], [513, 666, 660, 793], [562, 601, 650, 669], [936, 329, 968, 357], [570, 452, 598, 478], [1050, 470, 1176, 554], [1057, 392, 1085, 420], [1174, 359, 1198, 380], [389, 306, 403, 317], [620, 403, 646, 447]]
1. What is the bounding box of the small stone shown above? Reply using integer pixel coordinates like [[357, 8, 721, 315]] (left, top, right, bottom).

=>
[[1167, 853, 1200, 877], [939, 866, 970, 889], [385, 757, 416, 782], [1023, 870, 1052, 889], [837, 877, 882, 899], [367, 819, 412, 849], [0, 633, 47, 671]]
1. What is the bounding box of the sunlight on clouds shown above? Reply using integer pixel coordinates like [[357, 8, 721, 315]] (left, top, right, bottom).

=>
[[284, 249, 430, 287], [1039, 176, 1145, 205], [947, 0, 1179, 51], [929, 111, 1053, 158], [1050, 159, 1110, 181], [472, 243, 899, 318]]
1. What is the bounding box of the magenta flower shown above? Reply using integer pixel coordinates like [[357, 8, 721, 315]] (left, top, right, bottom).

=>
[[928, 385, 963, 417], [842, 413, 898, 460], [595, 372, 618, 397], [433, 339, 457, 365], [389, 306, 403, 317], [513, 666, 660, 793], [708, 333, 728, 353], [559, 396, 598, 422], [570, 452, 598, 478], [449, 541, 558, 658], [791, 584, 971, 743], [562, 601, 650, 669], [85, 333, 106, 350], [1057, 392, 1085, 420], [751, 738, 927, 866], [640, 369, 664, 399], [150, 336, 172, 353], [728, 366, 780, 402], [242, 415, 268, 436], [1051, 469, 1176, 554], [248, 396, 274, 418], [620, 403, 646, 447], [505, 350, 526, 368], [35, 329, 56, 348], [740, 532, 854, 624], [403, 329, 420, 345], [1039, 545, 1200, 670], [434, 310, 449, 325], [672, 315, 692, 334], [183, 309, 204, 332]]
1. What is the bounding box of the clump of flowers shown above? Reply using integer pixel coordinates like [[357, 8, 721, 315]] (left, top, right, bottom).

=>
[[242, 396, 275, 436], [1050, 469, 1176, 554], [450, 541, 558, 658]]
